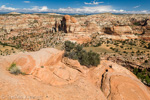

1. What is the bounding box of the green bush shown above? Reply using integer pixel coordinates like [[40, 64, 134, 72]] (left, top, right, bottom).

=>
[[64, 41, 100, 67], [41, 66, 44, 68], [145, 76, 150, 85], [79, 50, 100, 67], [64, 41, 75, 52], [133, 22, 141, 26], [148, 43, 150, 49], [8, 63, 22, 75], [133, 68, 138, 75], [145, 60, 148, 63], [133, 68, 150, 86]]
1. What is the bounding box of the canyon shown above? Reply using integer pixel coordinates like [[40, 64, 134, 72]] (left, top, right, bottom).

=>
[[0, 13, 150, 100], [0, 13, 150, 51]]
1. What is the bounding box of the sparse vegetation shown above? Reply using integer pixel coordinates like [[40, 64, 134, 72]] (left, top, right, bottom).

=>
[[8, 63, 22, 75], [41, 66, 44, 68], [133, 22, 141, 26], [133, 68, 150, 86], [64, 41, 100, 67], [83, 36, 150, 86]]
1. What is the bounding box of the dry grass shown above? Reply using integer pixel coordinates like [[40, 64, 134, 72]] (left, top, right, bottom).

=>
[[83, 44, 114, 53]]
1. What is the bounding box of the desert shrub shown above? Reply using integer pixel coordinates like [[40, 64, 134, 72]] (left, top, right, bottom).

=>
[[115, 49, 118, 52], [93, 42, 102, 47], [110, 47, 113, 50], [131, 51, 134, 53], [64, 41, 100, 67], [148, 43, 150, 49], [120, 45, 123, 48], [41, 66, 44, 68], [123, 51, 127, 53], [145, 76, 150, 85], [33, 19, 38, 23], [79, 51, 100, 67], [64, 41, 75, 52], [133, 22, 141, 26], [145, 60, 148, 63], [8, 63, 21, 75], [133, 68, 150, 86], [133, 68, 138, 75]]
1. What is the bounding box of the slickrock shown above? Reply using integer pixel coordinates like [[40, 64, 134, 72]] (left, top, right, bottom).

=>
[[0, 48, 106, 100], [100, 60, 150, 100], [0, 48, 150, 100]]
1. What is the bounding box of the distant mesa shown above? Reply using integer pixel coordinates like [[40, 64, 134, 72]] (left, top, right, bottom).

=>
[[47, 13, 62, 15], [33, 13, 62, 15], [8, 12, 21, 14]]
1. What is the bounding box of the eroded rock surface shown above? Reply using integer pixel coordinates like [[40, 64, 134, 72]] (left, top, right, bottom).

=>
[[100, 60, 150, 100], [0, 48, 150, 100], [0, 14, 150, 51]]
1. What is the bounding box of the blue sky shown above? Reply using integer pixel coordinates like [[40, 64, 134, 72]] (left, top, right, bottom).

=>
[[0, 0, 149, 14]]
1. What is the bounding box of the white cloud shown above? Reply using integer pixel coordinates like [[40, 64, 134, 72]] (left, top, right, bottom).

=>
[[40, 6, 49, 12], [0, 5, 16, 11], [0, 5, 149, 14], [134, 5, 140, 8], [24, 1, 30, 3], [18, 6, 50, 12], [55, 6, 112, 14], [84, 1, 104, 5]]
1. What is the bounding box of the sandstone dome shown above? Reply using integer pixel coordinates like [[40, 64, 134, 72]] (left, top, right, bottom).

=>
[[0, 48, 150, 100]]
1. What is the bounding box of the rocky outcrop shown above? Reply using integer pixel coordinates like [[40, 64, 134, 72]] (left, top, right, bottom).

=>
[[61, 15, 81, 33], [100, 60, 150, 100], [0, 48, 150, 100], [0, 14, 149, 35], [0, 48, 87, 86], [113, 26, 133, 34], [0, 48, 106, 100], [104, 26, 133, 35], [1, 14, 150, 48]]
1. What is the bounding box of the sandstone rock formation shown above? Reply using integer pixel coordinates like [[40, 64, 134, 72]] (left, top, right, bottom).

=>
[[100, 60, 150, 100], [0, 14, 149, 36], [0, 48, 150, 100], [61, 15, 81, 33], [104, 26, 133, 35], [0, 14, 150, 51], [0, 14, 149, 50]]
